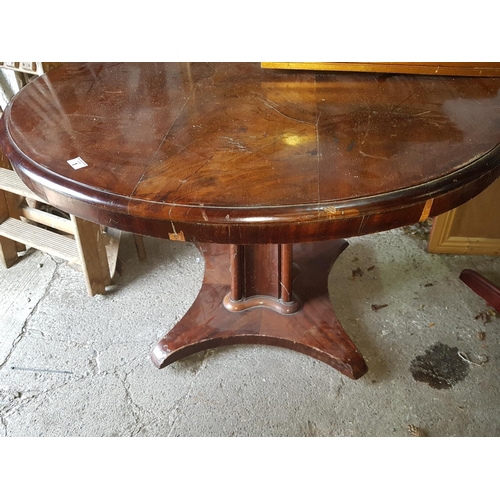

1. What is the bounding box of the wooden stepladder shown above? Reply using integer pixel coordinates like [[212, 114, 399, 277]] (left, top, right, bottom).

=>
[[0, 63, 146, 296], [0, 154, 140, 296]]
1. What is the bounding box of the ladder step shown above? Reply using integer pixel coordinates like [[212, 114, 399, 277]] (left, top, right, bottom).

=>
[[0, 168, 45, 203], [0, 217, 80, 263], [20, 205, 75, 235]]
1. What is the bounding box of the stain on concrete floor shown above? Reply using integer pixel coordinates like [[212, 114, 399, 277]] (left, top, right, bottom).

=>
[[410, 342, 470, 389]]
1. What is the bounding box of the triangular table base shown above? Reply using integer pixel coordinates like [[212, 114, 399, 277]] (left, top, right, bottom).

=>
[[152, 240, 368, 380]]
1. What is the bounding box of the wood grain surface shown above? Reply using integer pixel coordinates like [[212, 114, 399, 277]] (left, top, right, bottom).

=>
[[1, 62, 500, 244]]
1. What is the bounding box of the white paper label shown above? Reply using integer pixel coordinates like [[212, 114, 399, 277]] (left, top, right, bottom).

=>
[[67, 157, 88, 169]]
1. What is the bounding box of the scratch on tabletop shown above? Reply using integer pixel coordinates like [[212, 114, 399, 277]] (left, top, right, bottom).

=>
[[359, 150, 389, 161], [257, 96, 315, 126]]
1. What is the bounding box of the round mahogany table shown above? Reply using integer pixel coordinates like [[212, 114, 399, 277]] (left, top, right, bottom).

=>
[[2, 63, 500, 379]]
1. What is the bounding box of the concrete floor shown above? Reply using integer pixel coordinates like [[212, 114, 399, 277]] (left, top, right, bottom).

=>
[[0, 222, 499, 437]]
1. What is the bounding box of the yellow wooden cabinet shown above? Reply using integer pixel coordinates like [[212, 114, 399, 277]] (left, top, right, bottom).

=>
[[428, 176, 500, 255]]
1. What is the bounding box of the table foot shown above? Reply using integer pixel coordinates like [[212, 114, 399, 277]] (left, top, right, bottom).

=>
[[151, 241, 368, 379]]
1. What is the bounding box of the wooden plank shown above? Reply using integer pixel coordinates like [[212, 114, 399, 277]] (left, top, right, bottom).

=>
[[101, 226, 122, 278], [71, 215, 111, 296], [0, 191, 18, 267], [0, 217, 80, 262], [133, 234, 147, 262], [20, 205, 75, 234], [261, 62, 500, 77], [1, 151, 27, 255], [4, 190, 26, 253], [0, 146, 11, 169]]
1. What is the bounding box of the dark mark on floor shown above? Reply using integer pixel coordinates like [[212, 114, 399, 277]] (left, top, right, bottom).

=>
[[351, 267, 363, 278], [410, 342, 469, 389]]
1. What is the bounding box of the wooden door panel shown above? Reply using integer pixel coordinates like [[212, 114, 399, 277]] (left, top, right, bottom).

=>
[[428, 176, 500, 255]]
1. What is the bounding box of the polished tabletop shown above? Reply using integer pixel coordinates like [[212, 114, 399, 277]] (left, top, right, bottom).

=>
[[2, 62, 500, 244]]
